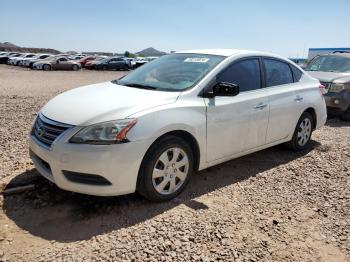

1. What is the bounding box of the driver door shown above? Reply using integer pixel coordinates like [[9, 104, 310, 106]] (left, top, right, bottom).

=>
[[205, 58, 270, 162], [55, 57, 68, 70]]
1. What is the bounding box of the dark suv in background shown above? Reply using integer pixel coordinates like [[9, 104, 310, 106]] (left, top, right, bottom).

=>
[[306, 52, 350, 121]]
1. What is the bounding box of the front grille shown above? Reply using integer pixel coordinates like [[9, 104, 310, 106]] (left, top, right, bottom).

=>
[[32, 114, 72, 148]]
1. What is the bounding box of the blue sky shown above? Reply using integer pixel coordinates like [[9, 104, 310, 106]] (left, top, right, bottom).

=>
[[1, 0, 349, 57]]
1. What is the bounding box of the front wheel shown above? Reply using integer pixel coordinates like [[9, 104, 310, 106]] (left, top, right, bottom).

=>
[[43, 64, 51, 71], [137, 136, 194, 201], [72, 64, 79, 71], [286, 112, 314, 151]]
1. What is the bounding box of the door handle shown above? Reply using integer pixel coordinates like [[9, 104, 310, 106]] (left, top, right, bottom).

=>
[[295, 96, 303, 102], [254, 103, 268, 110]]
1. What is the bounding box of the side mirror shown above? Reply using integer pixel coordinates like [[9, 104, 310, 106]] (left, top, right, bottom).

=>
[[204, 82, 240, 98], [56, 60, 60, 64]]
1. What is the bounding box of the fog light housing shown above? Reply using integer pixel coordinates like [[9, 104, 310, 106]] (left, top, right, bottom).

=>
[[334, 99, 340, 105]]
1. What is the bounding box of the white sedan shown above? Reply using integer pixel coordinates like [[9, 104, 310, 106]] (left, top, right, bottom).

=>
[[29, 49, 327, 201], [8, 53, 35, 65]]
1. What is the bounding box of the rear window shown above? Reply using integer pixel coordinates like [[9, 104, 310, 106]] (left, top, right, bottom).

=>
[[291, 65, 303, 82], [264, 59, 293, 87]]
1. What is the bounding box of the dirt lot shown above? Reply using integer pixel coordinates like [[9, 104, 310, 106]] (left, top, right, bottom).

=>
[[0, 64, 349, 261]]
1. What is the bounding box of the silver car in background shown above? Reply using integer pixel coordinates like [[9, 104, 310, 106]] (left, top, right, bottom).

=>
[[306, 52, 350, 121]]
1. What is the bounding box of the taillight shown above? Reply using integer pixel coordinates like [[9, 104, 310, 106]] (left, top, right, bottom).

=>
[[319, 84, 328, 95]]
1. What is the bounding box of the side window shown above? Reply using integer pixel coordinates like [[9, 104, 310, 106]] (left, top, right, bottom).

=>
[[217, 59, 261, 92], [59, 58, 67, 62], [291, 65, 303, 82], [264, 59, 293, 87]]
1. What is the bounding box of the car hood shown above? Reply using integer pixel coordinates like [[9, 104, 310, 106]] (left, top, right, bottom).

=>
[[307, 71, 350, 83], [41, 82, 180, 126]]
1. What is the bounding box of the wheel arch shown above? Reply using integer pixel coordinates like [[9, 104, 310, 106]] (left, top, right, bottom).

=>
[[303, 107, 317, 130], [141, 130, 201, 172]]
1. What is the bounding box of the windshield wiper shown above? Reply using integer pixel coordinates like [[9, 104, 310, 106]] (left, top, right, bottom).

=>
[[111, 80, 157, 90], [123, 83, 157, 90]]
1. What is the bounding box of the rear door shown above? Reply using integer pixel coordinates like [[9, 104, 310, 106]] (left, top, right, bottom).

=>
[[263, 58, 301, 143], [205, 58, 270, 162]]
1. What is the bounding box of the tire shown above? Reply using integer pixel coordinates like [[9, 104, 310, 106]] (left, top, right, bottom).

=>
[[123, 64, 129, 71], [43, 64, 51, 71], [102, 65, 108, 70], [137, 136, 194, 202], [29, 62, 34, 69], [72, 64, 79, 71], [340, 107, 350, 121], [286, 112, 314, 151]]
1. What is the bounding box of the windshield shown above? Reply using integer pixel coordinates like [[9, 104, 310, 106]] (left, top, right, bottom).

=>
[[306, 55, 350, 73], [116, 53, 224, 91]]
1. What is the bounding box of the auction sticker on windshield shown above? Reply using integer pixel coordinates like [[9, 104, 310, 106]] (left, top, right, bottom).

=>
[[184, 57, 209, 63]]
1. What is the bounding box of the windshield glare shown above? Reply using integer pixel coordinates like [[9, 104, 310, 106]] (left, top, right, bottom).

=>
[[306, 55, 350, 73], [116, 53, 224, 91]]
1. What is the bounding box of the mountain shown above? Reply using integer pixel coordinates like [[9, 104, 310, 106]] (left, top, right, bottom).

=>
[[136, 47, 167, 57], [0, 42, 60, 54]]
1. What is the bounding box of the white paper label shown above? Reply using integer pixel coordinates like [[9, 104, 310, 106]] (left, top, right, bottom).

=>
[[184, 58, 209, 63]]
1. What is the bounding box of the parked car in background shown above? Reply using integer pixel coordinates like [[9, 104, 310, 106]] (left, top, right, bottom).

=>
[[305, 52, 350, 121], [84, 56, 108, 69], [134, 56, 158, 68], [78, 56, 96, 68], [32, 56, 81, 71], [134, 57, 148, 68], [0, 52, 20, 64], [94, 57, 131, 70], [123, 57, 136, 68], [22, 54, 53, 68], [69, 54, 86, 60], [8, 53, 35, 65], [29, 49, 326, 201], [18, 54, 48, 66]]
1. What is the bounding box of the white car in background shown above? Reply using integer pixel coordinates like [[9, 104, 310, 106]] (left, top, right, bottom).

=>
[[29, 49, 327, 201], [22, 54, 53, 68], [8, 53, 35, 65]]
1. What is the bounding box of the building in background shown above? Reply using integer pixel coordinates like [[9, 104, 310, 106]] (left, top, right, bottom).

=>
[[308, 47, 350, 60]]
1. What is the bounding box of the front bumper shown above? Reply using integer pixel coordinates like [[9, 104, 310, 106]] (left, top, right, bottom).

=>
[[324, 91, 350, 114], [29, 127, 153, 196]]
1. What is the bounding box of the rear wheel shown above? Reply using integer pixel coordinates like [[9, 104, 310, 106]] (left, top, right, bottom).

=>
[[137, 136, 194, 201], [286, 112, 313, 151], [72, 64, 79, 71], [43, 64, 51, 71], [102, 65, 108, 70]]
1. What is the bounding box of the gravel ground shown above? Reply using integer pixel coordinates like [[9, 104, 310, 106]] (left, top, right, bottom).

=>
[[0, 64, 349, 261]]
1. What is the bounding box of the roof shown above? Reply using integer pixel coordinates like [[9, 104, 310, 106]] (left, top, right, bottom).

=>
[[176, 49, 280, 58], [176, 49, 246, 56]]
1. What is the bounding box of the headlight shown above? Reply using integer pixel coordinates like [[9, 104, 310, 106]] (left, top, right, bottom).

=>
[[330, 82, 350, 93], [70, 119, 137, 145]]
